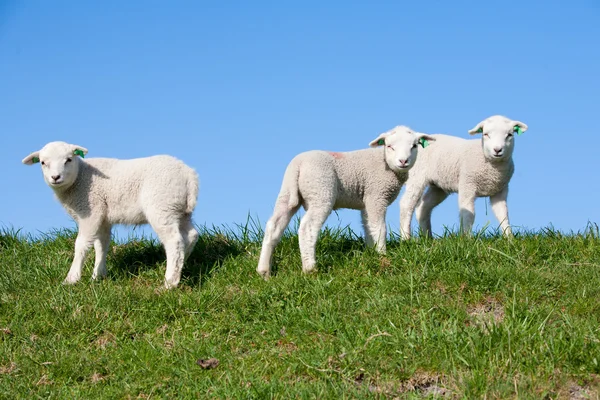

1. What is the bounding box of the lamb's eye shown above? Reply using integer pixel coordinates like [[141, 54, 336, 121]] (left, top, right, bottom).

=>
[[483, 133, 489, 138], [412, 144, 417, 149], [41, 161, 46, 166], [66, 158, 72, 163], [507, 133, 513, 138], [387, 145, 394, 150]]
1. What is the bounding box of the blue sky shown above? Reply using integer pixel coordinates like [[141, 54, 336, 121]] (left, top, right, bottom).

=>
[[1, 0, 598, 239]]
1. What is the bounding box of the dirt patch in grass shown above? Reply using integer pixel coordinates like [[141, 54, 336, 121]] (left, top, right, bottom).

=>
[[0, 362, 17, 375], [467, 297, 505, 333], [555, 375, 600, 399], [360, 370, 451, 397], [94, 332, 117, 349], [36, 374, 53, 386], [90, 372, 106, 383]]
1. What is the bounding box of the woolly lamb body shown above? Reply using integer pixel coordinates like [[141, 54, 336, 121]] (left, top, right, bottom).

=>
[[23, 141, 200, 288], [399, 115, 528, 239], [257, 126, 434, 278]]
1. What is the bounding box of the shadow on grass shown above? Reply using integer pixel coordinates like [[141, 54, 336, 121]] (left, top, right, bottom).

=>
[[182, 229, 245, 286], [267, 224, 368, 276], [107, 225, 245, 287]]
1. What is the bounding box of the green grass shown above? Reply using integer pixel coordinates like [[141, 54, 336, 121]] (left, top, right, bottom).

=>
[[1, 221, 599, 399]]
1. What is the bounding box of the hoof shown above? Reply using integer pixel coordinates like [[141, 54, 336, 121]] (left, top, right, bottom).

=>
[[256, 268, 271, 281]]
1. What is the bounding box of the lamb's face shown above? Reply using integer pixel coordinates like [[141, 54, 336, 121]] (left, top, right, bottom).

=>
[[369, 126, 436, 173], [469, 115, 528, 162], [22, 141, 88, 191]]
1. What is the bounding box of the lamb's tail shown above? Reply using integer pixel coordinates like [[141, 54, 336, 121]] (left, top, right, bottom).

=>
[[186, 168, 200, 215], [279, 160, 301, 209]]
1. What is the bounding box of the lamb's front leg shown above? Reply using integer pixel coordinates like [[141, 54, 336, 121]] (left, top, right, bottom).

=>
[[91, 224, 112, 280], [360, 209, 374, 248], [64, 232, 94, 285], [490, 187, 512, 237], [458, 188, 476, 236], [399, 180, 427, 240], [363, 205, 387, 253]]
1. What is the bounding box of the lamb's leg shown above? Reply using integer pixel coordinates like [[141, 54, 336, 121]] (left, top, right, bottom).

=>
[[298, 207, 331, 274], [415, 185, 448, 238], [149, 215, 186, 289], [490, 187, 512, 237], [362, 205, 387, 253], [360, 209, 374, 248], [399, 180, 427, 240], [91, 223, 111, 280], [458, 187, 476, 236], [257, 199, 300, 279], [180, 215, 199, 260], [64, 221, 101, 284]]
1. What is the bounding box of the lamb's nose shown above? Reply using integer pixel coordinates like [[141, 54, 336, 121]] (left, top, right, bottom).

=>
[[494, 147, 502, 154], [51, 175, 60, 181], [399, 159, 408, 166]]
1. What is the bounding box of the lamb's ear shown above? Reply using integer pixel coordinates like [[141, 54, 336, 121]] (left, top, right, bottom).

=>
[[369, 133, 388, 148], [512, 120, 528, 135], [468, 121, 485, 135], [417, 134, 436, 148], [22, 151, 41, 165], [71, 145, 88, 158]]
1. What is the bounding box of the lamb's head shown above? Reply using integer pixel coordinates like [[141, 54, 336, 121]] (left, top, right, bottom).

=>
[[468, 115, 528, 162], [22, 141, 88, 190], [369, 126, 436, 172]]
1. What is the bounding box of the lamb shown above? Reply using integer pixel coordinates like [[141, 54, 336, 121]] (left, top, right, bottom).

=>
[[22, 141, 200, 289], [399, 115, 528, 239], [256, 126, 436, 279]]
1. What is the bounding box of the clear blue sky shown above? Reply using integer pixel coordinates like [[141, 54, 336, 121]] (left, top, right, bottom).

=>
[[1, 1, 598, 239]]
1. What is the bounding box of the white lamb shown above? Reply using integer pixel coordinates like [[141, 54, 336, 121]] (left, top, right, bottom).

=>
[[256, 126, 436, 278], [399, 115, 528, 239], [22, 141, 200, 289]]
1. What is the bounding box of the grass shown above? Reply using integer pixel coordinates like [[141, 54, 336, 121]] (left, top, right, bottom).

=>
[[1, 221, 599, 399]]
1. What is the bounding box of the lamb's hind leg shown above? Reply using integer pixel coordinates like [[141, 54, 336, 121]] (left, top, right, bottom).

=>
[[180, 215, 199, 260], [257, 197, 301, 279], [415, 185, 448, 238], [149, 212, 186, 289], [298, 205, 331, 274]]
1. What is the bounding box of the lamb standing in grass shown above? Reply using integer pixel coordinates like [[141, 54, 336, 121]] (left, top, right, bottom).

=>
[[22, 141, 200, 289], [256, 126, 435, 279], [399, 115, 528, 239]]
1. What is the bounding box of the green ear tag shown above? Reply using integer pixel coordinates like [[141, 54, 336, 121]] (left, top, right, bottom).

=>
[[476, 127, 483, 133], [32, 157, 40, 164], [514, 125, 523, 135], [73, 149, 85, 158], [419, 138, 429, 148], [377, 139, 385, 146]]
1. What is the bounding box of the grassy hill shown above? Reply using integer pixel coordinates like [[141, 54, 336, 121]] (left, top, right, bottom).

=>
[[1, 222, 599, 398]]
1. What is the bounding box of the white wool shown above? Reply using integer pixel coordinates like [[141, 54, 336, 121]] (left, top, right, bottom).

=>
[[256, 126, 435, 278], [399, 115, 528, 239], [22, 141, 200, 288]]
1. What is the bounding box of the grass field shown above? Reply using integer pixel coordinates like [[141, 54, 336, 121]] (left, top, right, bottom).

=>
[[1, 221, 599, 399]]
